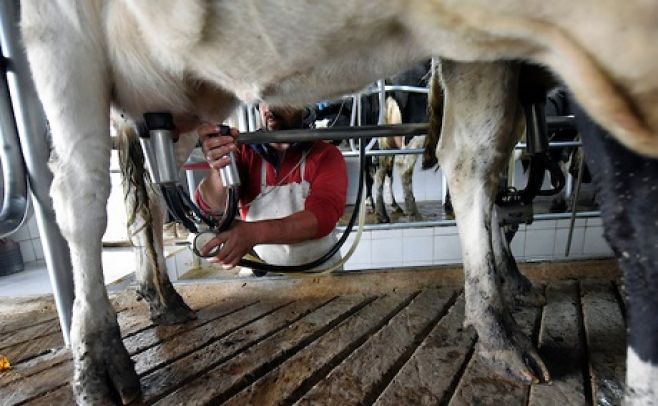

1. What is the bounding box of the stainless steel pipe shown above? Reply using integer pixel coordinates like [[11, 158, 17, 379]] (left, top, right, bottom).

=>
[[336, 210, 601, 232], [0, 1, 74, 346], [0, 45, 29, 237]]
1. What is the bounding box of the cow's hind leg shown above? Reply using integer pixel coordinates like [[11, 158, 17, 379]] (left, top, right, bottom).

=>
[[388, 165, 404, 214], [491, 209, 545, 306], [22, 5, 140, 403], [374, 157, 392, 223], [438, 60, 549, 383], [116, 125, 195, 325], [398, 136, 424, 221], [574, 102, 658, 405]]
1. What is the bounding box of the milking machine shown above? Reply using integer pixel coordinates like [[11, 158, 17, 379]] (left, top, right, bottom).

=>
[[140, 112, 367, 273], [497, 87, 569, 238]]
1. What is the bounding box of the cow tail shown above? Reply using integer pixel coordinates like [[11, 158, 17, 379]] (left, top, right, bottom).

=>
[[115, 123, 159, 270], [422, 62, 444, 170]]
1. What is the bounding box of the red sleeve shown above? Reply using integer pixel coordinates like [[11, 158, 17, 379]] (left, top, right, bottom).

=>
[[304, 144, 348, 239], [194, 188, 214, 215]]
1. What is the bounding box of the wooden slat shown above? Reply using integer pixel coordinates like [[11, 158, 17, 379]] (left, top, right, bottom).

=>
[[0, 320, 60, 351], [0, 356, 72, 405], [529, 282, 586, 406], [123, 298, 258, 355], [132, 299, 292, 375], [1, 331, 64, 365], [223, 293, 414, 406], [374, 295, 476, 405], [581, 281, 626, 405], [0, 314, 57, 336], [295, 288, 458, 406], [0, 349, 69, 388], [153, 295, 377, 405], [448, 305, 542, 405], [140, 296, 337, 403], [25, 384, 74, 406]]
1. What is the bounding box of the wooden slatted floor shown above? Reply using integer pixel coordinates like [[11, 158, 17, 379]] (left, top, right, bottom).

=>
[[0, 260, 626, 405]]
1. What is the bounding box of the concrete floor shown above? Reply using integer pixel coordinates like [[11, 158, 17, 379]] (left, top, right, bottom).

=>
[[0, 248, 135, 297]]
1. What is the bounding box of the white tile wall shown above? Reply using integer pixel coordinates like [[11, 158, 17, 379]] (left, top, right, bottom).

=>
[[370, 237, 404, 268], [433, 233, 462, 264], [402, 236, 433, 265], [341, 233, 372, 270], [583, 226, 611, 256], [510, 230, 526, 259], [339, 217, 612, 270], [555, 227, 586, 257], [524, 228, 556, 260], [160, 216, 614, 274]]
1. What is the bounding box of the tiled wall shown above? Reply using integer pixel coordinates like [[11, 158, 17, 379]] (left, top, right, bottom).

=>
[[338, 217, 612, 271], [163, 216, 612, 277], [9, 213, 44, 265]]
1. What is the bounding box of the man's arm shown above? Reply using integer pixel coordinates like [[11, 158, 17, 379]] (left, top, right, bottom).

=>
[[194, 123, 238, 214]]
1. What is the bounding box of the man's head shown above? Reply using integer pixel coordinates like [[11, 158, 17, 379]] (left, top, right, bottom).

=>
[[259, 103, 304, 132], [259, 103, 306, 152]]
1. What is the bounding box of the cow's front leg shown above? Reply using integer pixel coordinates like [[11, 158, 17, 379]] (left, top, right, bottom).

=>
[[49, 114, 139, 405], [22, 4, 140, 402], [117, 126, 195, 325], [437, 60, 549, 383], [491, 209, 545, 306]]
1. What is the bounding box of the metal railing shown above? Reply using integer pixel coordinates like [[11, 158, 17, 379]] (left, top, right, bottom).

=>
[[0, 43, 29, 237], [0, 1, 74, 346]]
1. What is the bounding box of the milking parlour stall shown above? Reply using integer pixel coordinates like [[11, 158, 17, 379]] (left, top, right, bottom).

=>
[[2, 1, 657, 405]]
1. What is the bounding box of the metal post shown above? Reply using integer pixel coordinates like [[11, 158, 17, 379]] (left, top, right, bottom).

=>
[[0, 1, 74, 345], [377, 79, 386, 125], [565, 151, 586, 256], [0, 43, 29, 237]]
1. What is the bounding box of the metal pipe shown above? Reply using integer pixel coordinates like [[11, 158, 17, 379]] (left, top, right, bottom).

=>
[[336, 210, 601, 232], [238, 123, 428, 144], [0, 42, 29, 238], [516, 141, 581, 150], [342, 148, 424, 158], [377, 80, 386, 125], [0, 1, 74, 346], [185, 139, 582, 165], [565, 153, 586, 256], [234, 118, 576, 146], [361, 84, 429, 95]]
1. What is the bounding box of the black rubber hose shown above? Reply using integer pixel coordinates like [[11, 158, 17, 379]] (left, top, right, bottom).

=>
[[162, 185, 199, 233], [237, 137, 366, 273]]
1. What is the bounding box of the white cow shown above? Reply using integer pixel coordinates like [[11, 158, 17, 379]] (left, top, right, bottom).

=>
[[20, 0, 658, 404]]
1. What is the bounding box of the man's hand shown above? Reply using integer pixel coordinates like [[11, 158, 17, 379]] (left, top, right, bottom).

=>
[[200, 220, 262, 268], [198, 123, 239, 169]]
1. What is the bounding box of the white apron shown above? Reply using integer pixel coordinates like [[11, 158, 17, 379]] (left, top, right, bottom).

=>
[[245, 155, 342, 270]]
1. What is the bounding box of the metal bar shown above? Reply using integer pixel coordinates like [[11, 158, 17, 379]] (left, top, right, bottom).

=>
[[336, 210, 601, 232], [185, 139, 582, 165], [361, 84, 430, 95], [0, 41, 29, 237], [516, 141, 581, 149], [0, 1, 74, 346], [342, 148, 424, 158], [237, 123, 428, 144], [376, 80, 386, 125], [565, 152, 586, 256], [234, 117, 576, 146]]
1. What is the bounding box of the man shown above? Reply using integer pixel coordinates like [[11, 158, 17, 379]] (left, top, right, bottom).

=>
[[195, 104, 348, 270]]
